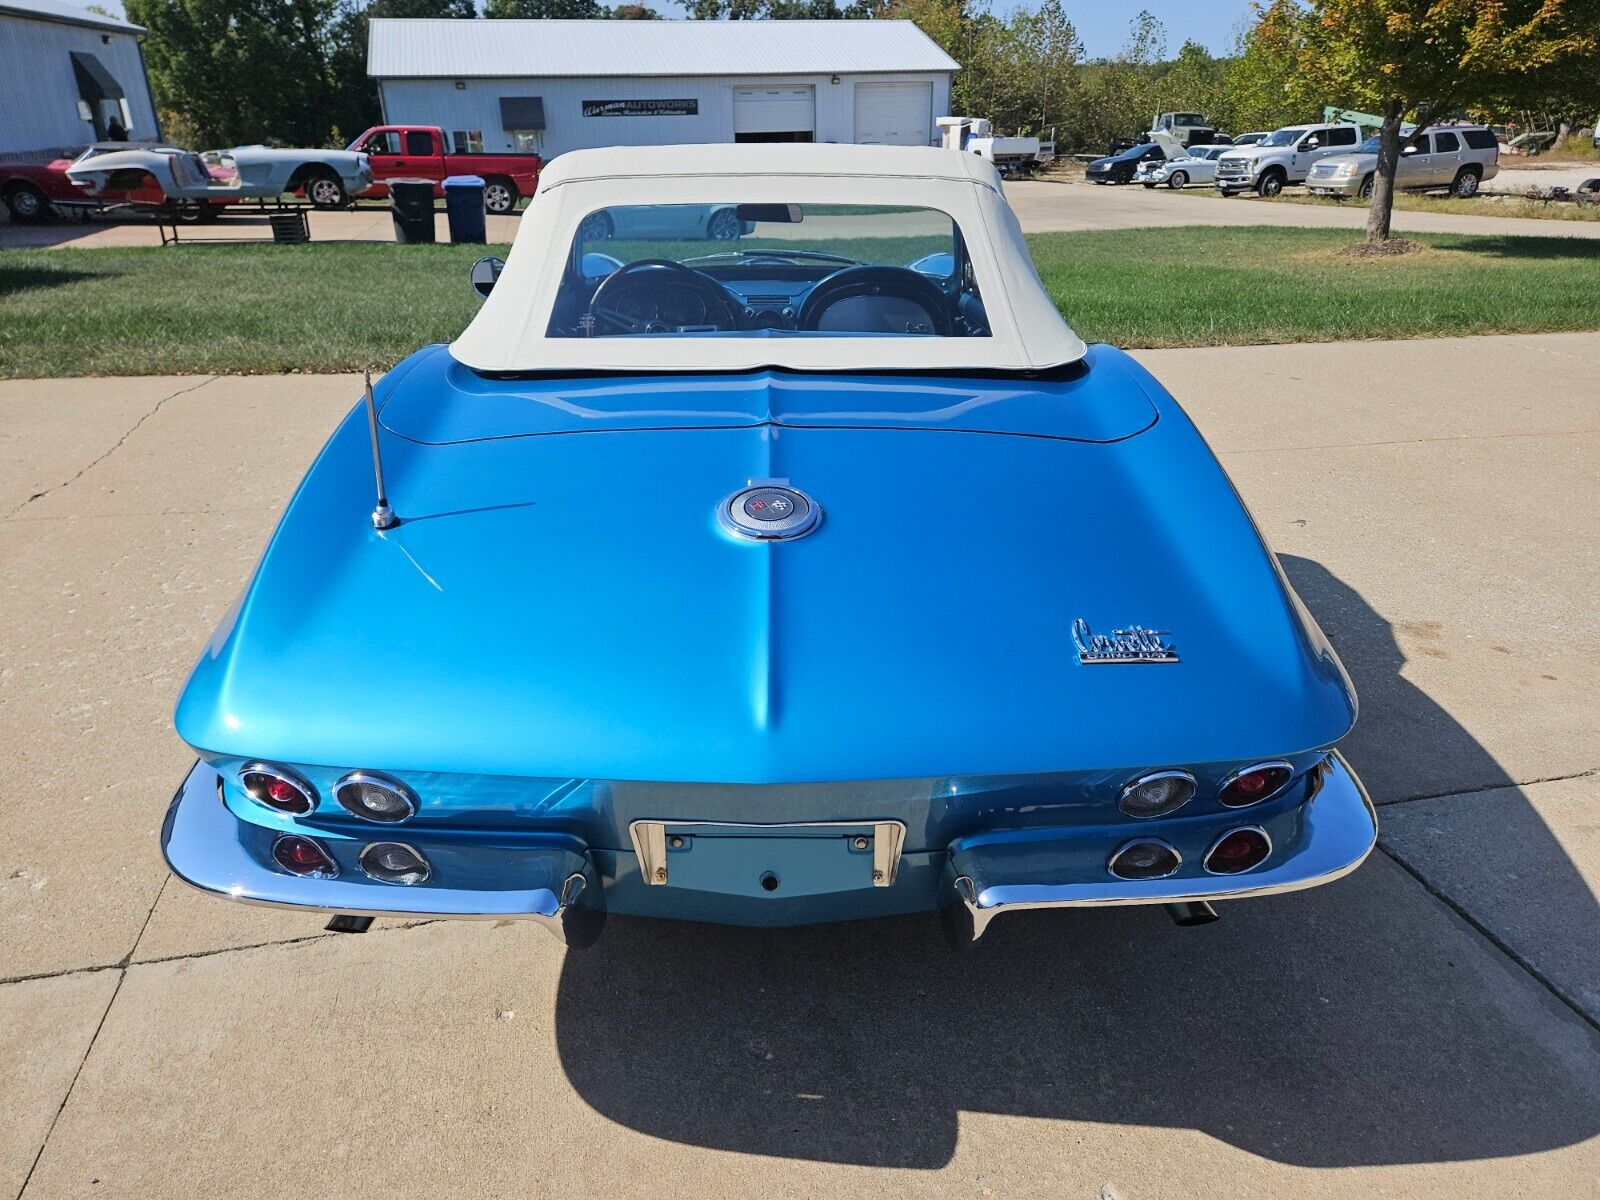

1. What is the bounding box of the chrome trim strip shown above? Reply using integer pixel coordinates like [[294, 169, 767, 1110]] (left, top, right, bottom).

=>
[[947, 751, 1377, 944], [627, 818, 907, 888], [1217, 760, 1294, 808], [1118, 769, 1197, 819], [1107, 837, 1182, 881], [334, 770, 419, 824], [1202, 824, 1274, 875]]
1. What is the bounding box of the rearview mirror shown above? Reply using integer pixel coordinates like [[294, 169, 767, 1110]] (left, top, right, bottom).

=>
[[734, 203, 802, 224], [470, 256, 504, 301]]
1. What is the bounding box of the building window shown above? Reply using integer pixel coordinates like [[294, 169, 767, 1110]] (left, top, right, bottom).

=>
[[510, 130, 543, 153], [451, 130, 484, 154]]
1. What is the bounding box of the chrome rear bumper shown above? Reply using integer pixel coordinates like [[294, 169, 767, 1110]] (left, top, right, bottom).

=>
[[160, 763, 604, 945], [940, 751, 1376, 945]]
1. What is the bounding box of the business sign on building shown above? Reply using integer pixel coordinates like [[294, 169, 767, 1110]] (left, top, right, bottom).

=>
[[582, 99, 698, 118]]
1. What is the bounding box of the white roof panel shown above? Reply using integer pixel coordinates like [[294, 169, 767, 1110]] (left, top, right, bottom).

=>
[[0, 0, 142, 31], [368, 17, 958, 79]]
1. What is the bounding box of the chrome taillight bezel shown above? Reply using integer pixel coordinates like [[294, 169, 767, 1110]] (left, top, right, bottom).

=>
[[1118, 769, 1198, 819], [271, 834, 339, 879], [1203, 825, 1273, 875], [239, 762, 318, 816], [359, 842, 431, 886], [1218, 761, 1294, 808], [334, 770, 418, 824], [1107, 837, 1183, 881]]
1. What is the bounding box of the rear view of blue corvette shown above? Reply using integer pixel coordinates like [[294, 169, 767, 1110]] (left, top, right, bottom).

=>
[[161, 143, 1376, 948]]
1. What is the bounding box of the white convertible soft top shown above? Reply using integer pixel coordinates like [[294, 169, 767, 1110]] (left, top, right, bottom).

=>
[[450, 144, 1087, 374]]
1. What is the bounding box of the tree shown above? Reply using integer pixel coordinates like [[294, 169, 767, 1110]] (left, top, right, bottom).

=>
[[485, 0, 603, 15], [327, 0, 474, 146], [1298, 0, 1600, 241], [126, 0, 341, 147], [1218, 0, 1308, 135]]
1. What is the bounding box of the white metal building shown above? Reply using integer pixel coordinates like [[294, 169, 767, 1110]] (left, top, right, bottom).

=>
[[367, 18, 957, 157], [0, 0, 159, 159]]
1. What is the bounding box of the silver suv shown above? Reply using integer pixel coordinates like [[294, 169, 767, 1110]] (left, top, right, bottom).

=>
[[1214, 123, 1363, 196], [1306, 126, 1501, 199]]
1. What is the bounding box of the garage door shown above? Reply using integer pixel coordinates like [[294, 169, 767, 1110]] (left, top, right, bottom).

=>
[[854, 82, 933, 146], [733, 86, 815, 141]]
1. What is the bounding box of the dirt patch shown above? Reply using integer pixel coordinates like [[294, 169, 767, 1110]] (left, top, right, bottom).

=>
[[1336, 238, 1427, 259]]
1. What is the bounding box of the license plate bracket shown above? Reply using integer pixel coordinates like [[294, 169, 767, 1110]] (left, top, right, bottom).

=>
[[629, 819, 906, 895]]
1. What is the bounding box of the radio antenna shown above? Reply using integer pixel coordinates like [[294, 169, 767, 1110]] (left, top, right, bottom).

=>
[[364, 368, 397, 530]]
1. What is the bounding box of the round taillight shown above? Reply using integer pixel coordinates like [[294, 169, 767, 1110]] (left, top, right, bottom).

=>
[[271, 835, 338, 878], [1219, 762, 1293, 808], [359, 842, 430, 886], [241, 764, 316, 815], [1205, 827, 1272, 875], [1108, 839, 1182, 880], [334, 772, 417, 823], [1119, 770, 1197, 819]]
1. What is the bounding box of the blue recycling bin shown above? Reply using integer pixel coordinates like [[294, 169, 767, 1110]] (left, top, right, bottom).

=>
[[443, 175, 487, 244]]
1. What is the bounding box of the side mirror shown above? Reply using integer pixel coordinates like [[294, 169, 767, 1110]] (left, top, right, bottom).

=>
[[470, 256, 504, 301], [1302, 138, 1320, 150]]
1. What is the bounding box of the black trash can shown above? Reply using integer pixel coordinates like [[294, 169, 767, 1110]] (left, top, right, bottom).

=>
[[389, 179, 436, 244], [443, 174, 487, 244]]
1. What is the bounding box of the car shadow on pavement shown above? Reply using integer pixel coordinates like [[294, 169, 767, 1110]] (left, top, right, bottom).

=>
[[552, 556, 1600, 1169]]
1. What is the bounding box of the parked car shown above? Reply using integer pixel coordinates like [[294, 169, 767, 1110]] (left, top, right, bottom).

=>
[[159, 142, 1377, 949], [68, 143, 372, 209], [348, 126, 541, 215], [1214, 123, 1363, 196], [1, 142, 235, 222], [1136, 144, 1234, 188], [1306, 125, 1501, 199], [1086, 142, 1168, 184], [577, 202, 749, 241], [1231, 131, 1271, 146]]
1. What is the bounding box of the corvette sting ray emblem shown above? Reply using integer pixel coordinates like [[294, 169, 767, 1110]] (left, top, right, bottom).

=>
[[1073, 618, 1180, 664]]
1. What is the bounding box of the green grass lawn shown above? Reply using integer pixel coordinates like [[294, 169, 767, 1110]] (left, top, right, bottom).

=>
[[3, 226, 1599, 377]]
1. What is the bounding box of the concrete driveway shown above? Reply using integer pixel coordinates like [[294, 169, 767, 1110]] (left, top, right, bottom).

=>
[[2, 333, 1598, 1197]]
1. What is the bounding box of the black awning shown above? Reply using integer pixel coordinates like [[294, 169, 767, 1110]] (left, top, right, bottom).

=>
[[71, 51, 124, 101], [499, 96, 545, 131]]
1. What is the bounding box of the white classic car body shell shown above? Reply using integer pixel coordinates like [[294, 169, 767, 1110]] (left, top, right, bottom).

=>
[[67, 144, 372, 201]]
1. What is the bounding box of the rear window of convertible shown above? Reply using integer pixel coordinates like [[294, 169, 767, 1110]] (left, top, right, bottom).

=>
[[545, 203, 991, 340]]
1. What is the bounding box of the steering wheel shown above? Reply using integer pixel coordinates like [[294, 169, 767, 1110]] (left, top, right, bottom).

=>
[[585, 259, 742, 334], [796, 266, 953, 336]]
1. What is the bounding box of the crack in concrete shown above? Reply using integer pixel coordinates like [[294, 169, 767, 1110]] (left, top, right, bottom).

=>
[[1378, 843, 1600, 1039], [1374, 767, 1600, 809], [1222, 427, 1600, 457], [0, 917, 442, 988], [13, 875, 168, 1199], [2, 376, 219, 522]]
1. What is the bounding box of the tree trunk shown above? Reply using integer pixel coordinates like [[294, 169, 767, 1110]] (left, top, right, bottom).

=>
[[1365, 99, 1406, 244]]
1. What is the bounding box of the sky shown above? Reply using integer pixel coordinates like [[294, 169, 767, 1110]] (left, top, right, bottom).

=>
[[75, 0, 1252, 60]]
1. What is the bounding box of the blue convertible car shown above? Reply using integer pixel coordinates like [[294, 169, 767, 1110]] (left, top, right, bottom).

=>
[[161, 144, 1376, 947]]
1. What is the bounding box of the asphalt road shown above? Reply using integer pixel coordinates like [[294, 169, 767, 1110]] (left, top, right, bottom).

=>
[[4, 165, 1599, 249], [2, 333, 1598, 1198]]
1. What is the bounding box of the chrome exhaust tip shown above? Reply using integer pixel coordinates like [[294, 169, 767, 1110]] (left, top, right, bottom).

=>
[[1164, 900, 1219, 927]]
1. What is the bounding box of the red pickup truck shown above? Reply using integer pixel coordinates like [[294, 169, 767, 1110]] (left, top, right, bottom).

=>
[[347, 126, 541, 214]]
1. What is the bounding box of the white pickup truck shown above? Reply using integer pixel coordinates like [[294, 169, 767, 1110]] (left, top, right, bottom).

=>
[[1213, 123, 1363, 196]]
